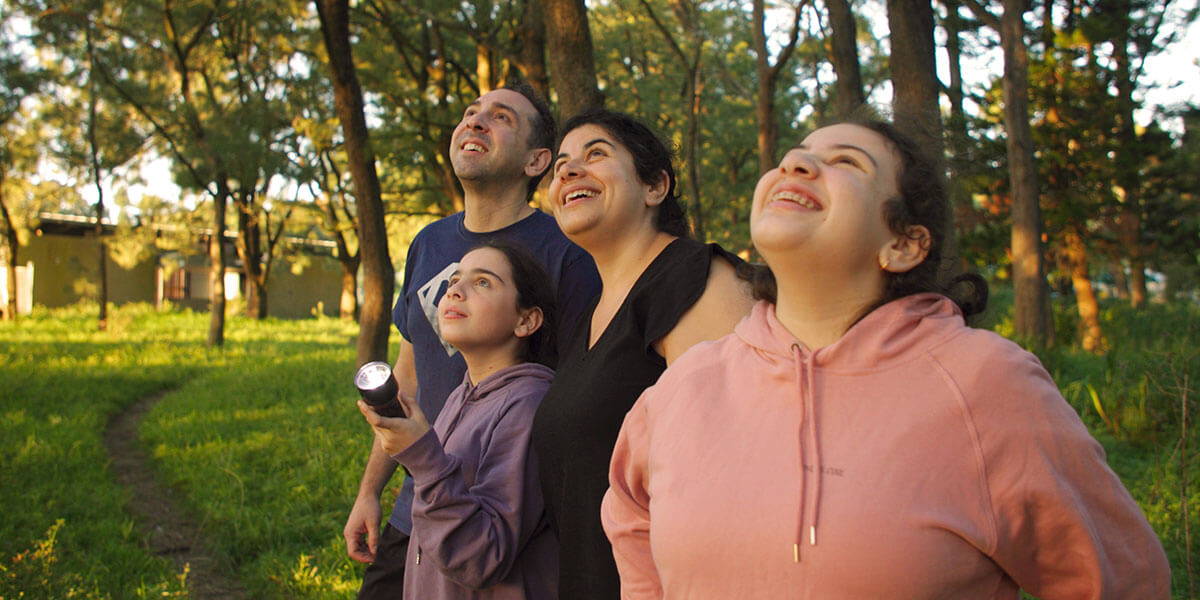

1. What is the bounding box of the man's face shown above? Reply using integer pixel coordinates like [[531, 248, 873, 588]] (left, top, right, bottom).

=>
[[449, 88, 540, 183]]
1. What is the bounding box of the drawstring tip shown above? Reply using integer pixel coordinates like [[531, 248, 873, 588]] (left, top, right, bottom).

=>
[[793, 543, 799, 563], [810, 526, 817, 546]]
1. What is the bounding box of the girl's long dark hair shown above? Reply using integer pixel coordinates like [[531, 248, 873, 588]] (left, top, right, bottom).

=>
[[470, 239, 558, 368]]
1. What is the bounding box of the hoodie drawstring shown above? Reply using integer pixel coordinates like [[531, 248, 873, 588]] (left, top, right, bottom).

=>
[[791, 343, 822, 563]]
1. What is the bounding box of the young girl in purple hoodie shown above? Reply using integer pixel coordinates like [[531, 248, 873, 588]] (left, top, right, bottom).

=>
[[359, 240, 558, 600], [602, 118, 1171, 599]]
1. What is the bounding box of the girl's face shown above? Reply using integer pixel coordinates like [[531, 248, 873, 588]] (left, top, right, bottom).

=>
[[437, 247, 532, 354], [548, 124, 666, 242], [750, 123, 901, 271]]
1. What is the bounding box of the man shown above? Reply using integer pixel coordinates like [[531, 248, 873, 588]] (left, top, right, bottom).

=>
[[344, 81, 600, 599]]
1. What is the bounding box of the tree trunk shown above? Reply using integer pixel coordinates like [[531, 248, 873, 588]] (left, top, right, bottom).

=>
[[545, 0, 604, 118], [0, 174, 18, 321], [317, 0, 394, 367], [515, 0, 550, 98], [316, 154, 360, 320], [208, 186, 227, 347], [942, 0, 972, 262], [887, 0, 943, 156], [340, 260, 359, 320], [888, 0, 957, 277], [86, 22, 108, 332], [753, 0, 777, 174], [1111, 262, 1130, 299], [685, 59, 705, 239], [1000, 0, 1051, 344], [750, 0, 789, 176], [1065, 230, 1104, 352], [235, 195, 268, 319], [1111, 3, 1148, 308], [826, 0, 866, 117]]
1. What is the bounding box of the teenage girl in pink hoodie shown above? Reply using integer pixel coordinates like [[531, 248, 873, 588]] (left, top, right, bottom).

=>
[[601, 119, 1171, 599]]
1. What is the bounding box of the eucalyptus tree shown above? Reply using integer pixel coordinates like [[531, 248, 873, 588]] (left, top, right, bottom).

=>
[[1092, 0, 1194, 308], [589, 0, 795, 251], [284, 72, 363, 321], [31, 11, 147, 329], [316, 0, 393, 365], [824, 0, 867, 117], [27, 0, 299, 341], [751, 0, 804, 173], [546, 0, 605, 116], [962, 0, 1052, 345], [887, 0, 943, 159]]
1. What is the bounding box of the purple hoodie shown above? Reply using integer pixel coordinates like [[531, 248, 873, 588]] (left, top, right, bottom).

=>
[[392, 362, 557, 600]]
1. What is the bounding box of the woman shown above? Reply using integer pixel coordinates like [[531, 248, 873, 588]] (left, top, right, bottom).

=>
[[531, 109, 754, 599], [601, 119, 1171, 598]]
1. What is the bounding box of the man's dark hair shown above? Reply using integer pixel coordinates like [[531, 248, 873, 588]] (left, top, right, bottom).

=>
[[501, 80, 557, 199]]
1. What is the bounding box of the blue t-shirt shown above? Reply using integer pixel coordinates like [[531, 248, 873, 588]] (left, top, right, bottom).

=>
[[388, 209, 600, 532]]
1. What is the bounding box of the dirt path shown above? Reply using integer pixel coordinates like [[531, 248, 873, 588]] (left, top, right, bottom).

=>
[[104, 392, 249, 599]]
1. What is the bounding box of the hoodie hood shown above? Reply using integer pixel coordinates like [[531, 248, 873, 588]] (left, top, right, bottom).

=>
[[731, 293, 965, 561], [460, 362, 555, 401], [735, 293, 965, 370]]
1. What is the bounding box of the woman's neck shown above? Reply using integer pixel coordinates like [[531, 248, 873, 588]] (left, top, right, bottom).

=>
[[771, 262, 884, 350], [587, 229, 676, 298]]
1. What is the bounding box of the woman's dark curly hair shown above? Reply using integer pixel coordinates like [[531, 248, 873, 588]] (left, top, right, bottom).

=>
[[558, 109, 690, 238], [747, 117, 988, 321]]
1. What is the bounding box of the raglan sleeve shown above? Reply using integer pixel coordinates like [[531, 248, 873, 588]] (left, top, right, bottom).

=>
[[601, 391, 664, 600], [392, 388, 546, 590], [978, 348, 1171, 599]]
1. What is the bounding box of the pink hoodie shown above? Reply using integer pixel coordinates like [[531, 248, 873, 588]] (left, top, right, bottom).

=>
[[602, 295, 1170, 599]]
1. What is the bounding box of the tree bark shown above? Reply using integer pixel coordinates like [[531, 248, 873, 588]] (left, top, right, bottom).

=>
[[887, 0, 943, 156], [1111, 2, 1147, 308], [235, 195, 268, 319], [85, 23, 108, 332], [0, 171, 17, 321], [1064, 230, 1104, 352], [826, 0, 867, 117], [316, 0, 395, 367], [208, 184, 228, 347], [545, 0, 604, 118], [888, 0, 958, 279], [515, 0, 550, 98], [1000, 0, 1051, 344], [317, 152, 359, 320], [752, 0, 803, 173]]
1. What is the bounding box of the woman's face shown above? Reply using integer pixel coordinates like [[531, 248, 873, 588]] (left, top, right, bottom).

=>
[[548, 124, 664, 242], [750, 123, 901, 271]]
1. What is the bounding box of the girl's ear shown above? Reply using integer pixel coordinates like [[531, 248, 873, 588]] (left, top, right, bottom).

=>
[[644, 170, 669, 207], [878, 225, 931, 273], [513, 306, 544, 339]]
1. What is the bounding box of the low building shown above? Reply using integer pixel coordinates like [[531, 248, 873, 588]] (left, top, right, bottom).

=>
[[1, 213, 343, 319]]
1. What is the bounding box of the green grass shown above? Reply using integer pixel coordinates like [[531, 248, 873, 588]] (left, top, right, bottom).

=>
[[0, 303, 399, 599], [1, 296, 1197, 598]]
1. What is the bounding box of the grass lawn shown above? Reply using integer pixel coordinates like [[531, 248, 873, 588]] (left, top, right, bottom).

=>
[[1, 297, 1196, 598]]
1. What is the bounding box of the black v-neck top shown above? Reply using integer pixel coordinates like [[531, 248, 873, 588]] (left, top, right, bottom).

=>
[[532, 237, 734, 599]]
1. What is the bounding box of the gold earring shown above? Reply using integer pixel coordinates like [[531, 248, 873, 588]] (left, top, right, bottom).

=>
[[880, 256, 890, 271]]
